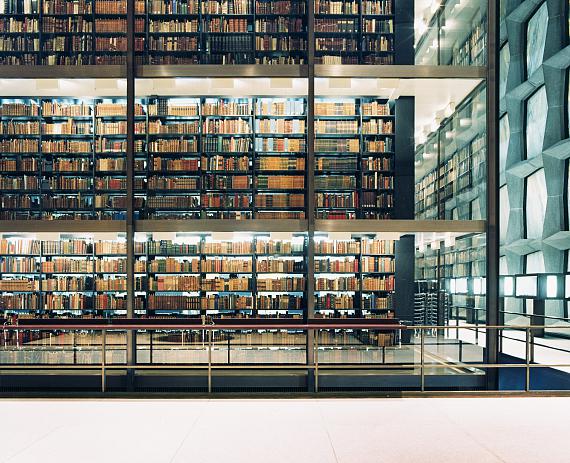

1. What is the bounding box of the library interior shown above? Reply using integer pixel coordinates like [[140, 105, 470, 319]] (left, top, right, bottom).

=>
[[0, 0, 569, 395]]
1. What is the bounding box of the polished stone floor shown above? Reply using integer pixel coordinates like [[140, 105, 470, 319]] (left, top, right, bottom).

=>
[[0, 398, 568, 463]]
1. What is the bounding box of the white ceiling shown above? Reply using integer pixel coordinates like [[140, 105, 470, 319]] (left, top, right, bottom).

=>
[[0, 77, 482, 145]]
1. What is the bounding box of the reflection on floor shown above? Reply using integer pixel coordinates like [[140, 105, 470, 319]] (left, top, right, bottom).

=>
[[455, 321, 570, 374], [0, 397, 568, 463]]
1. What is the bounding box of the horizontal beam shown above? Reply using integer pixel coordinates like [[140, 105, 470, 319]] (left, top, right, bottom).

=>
[[136, 65, 309, 78], [315, 220, 486, 233], [135, 219, 308, 233], [315, 65, 487, 79], [0, 220, 486, 234], [0, 221, 126, 233], [0, 65, 127, 79]]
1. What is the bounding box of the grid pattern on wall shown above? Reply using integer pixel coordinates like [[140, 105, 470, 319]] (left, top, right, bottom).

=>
[[499, 0, 570, 328]]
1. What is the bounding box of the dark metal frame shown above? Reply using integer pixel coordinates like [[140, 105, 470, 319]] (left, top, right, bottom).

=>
[[486, 0, 500, 389]]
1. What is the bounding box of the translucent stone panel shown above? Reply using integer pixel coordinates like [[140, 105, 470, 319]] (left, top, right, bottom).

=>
[[525, 168, 547, 239], [500, 43, 510, 99], [526, 2, 548, 76], [526, 86, 547, 160], [500, 186, 509, 244], [525, 251, 545, 273], [499, 256, 508, 275], [499, 115, 510, 174]]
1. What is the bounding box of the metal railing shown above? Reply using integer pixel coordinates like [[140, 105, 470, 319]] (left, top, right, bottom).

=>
[[1, 322, 569, 393]]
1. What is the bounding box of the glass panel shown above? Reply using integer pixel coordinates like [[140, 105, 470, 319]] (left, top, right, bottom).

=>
[[500, 186, 509, 244], [135, 78, 308, 220], [525, 168, 547, 239], [415, 0, 487, 67], [526, 86, 547, 160], [0, 78, 127, 220], [415, 83, 487, 220], [499, 114, 509, 175], [0, 233, 129, 320]]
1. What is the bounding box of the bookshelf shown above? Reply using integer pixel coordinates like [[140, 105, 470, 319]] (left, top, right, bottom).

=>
[[314, 97, 394, 219], [137, 0, 308, 65], [415, 83, 486, 221], [314, 235, 395, 318], [314, 0, 394, 65], [415, 130, 486, 221], [0, 237, 128, 318], [0, 0, 147, 65], [134, 234, 307, 318], [0, 97, 138, 220], [136, 96, 307, 219], [451, 14, 486, 67], [0, 0, 422, 66]]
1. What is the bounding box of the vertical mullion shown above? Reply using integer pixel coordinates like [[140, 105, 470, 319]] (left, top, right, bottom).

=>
[[306, 0, 316, 390], [485, 0, 499, 390], [126, 0, 137, 378]]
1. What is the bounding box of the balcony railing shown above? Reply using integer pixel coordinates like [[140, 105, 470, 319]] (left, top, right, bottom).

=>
[[1, 321, 569, 393]]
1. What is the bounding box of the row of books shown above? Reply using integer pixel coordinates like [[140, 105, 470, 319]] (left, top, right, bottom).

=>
[[315, 0, 392, 15], [315, 293, 389, 310], [315, 275, 393, 291]]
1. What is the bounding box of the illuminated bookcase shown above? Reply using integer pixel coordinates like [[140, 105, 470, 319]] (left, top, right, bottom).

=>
[[0, 97, 133, 220], [314, 235, 395, 318], [136, 0, 308, 65], [414, 84, 486, 221], [134, 234, 307, 318], [314, 0, 395, 65], [0, 0, 147, 65], [0, 237, 128, 319], [135, 96, 307, 219], [315, 97, 395, 219]]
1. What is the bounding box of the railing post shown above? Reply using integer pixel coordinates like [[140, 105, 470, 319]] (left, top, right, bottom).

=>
[[72, 330, 77, 365], [420, 328, 425, 392], [101, 329, 106, 393], [459, 339, 463, 363], [530, 330, 535, 363], [456, 307, 459, 339], [314, 328, 319, 393], [207, 328, 212, 394], [525, 327, 530, 392], [149, 330, 153, 364]]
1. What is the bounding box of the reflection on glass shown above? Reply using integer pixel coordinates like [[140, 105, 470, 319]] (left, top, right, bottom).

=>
[[499, 115, 509, 174], [526, 2, 548, 77], [499, 43, 510, 99], [516, 275, 538, 297], [526, 86, 547, 160], [456, 277, 468, 294], [500, 186, 509, 244], [525, 169, 546, 239], [473, 277, 485, 295], [565, 275, 570, 298]]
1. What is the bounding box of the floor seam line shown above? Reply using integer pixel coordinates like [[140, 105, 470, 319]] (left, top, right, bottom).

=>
[[168, 399, 210, 463]]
